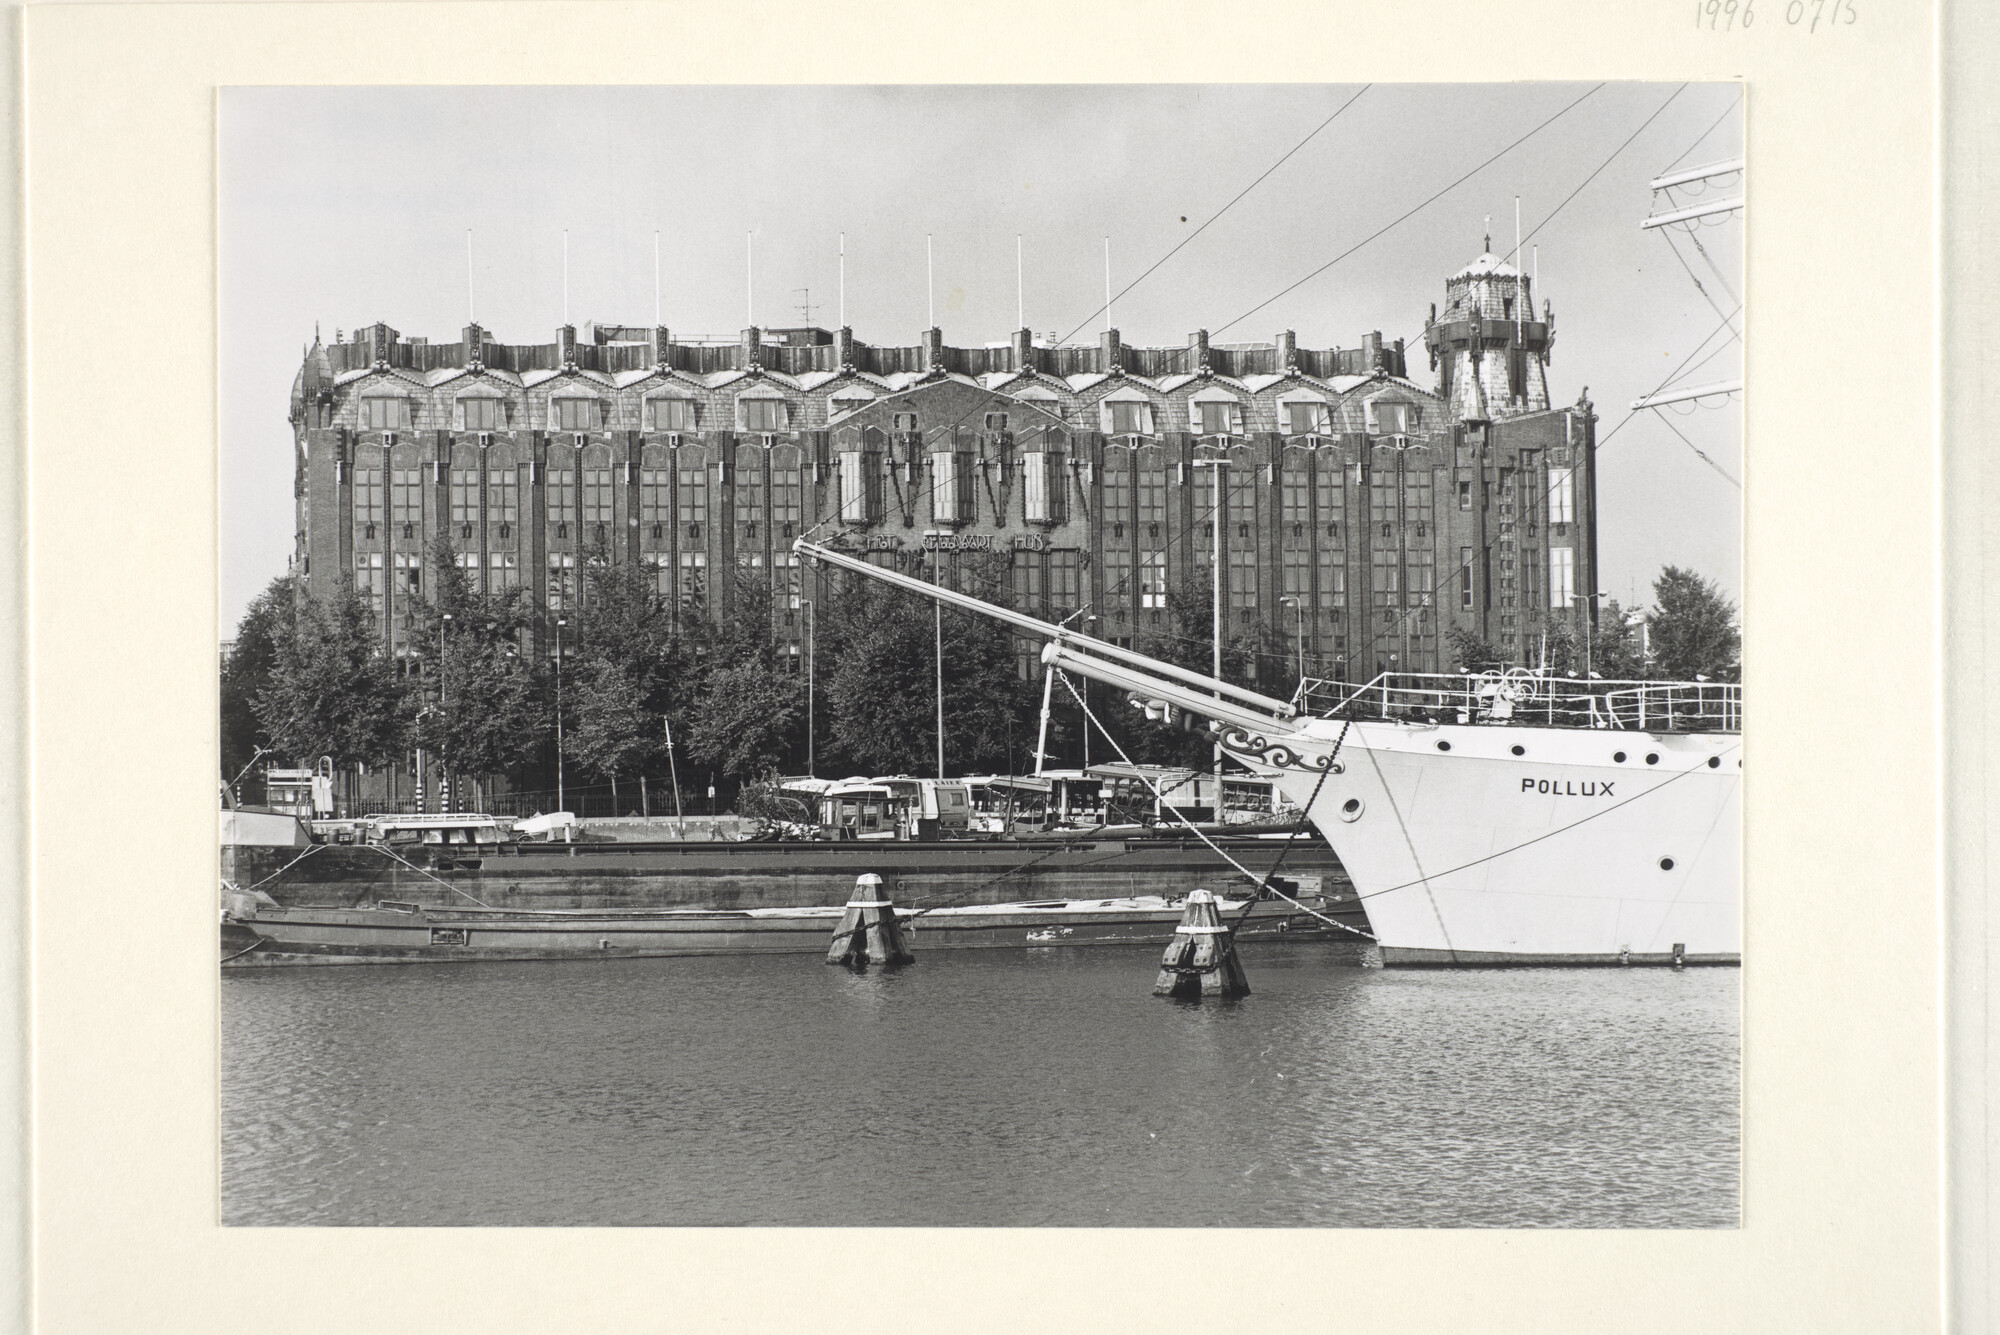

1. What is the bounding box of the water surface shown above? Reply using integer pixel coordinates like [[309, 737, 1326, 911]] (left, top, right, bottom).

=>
[[222, 944, 1738, 1227]]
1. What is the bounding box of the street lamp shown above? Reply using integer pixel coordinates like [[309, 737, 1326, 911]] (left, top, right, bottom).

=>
[[1190, 457, 1227, 823], [799, 596, 816, 778], [1572, 591, 1607, 678], [439, 612, 452, 811], [554, 616, 567, 812], [1278, 595, 1305, 685], [1057, 606, 1097, 769]]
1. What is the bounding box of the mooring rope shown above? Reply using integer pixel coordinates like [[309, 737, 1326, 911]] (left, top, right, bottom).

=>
[[236, 840, 328, 892], [220, 937, 267, 964], [902, 840, 1080, 921], [368, 842, 495, 908], [1057, 674, 1372, 940], [1226, 716, 1352, 936]]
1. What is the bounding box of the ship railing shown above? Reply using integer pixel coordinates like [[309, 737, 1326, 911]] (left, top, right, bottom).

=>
[[1599, 681, 1742, 733], [1294, 672, 1741, 733]]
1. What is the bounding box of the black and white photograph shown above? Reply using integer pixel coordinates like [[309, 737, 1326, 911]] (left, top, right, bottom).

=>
[[217, 82, 1744, 1228]]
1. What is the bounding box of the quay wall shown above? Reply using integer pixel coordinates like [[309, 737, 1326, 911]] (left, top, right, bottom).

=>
[[227, 839, 1355, 914]]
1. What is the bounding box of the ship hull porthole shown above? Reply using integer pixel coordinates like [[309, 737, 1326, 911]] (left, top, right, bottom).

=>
[[1337, 797, 1365, 823]]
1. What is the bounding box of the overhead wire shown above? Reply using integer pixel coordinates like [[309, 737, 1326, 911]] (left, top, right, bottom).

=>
[[1057, 85, 1372, 346], [1212, 83, 1606, 337]]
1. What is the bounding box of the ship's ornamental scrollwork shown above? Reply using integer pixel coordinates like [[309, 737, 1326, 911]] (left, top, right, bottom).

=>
[[1220, 728, 1340, 773]]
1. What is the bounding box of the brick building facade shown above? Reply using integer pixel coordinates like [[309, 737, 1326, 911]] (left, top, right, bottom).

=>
[[289, 246, 1597, 681]]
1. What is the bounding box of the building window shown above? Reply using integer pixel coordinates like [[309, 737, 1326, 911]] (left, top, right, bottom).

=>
[[1282, 548, 1310, 601], [353, 467, 384, 528], [1371, 547, 1399, 607], [490, 470, 518, 531], [837, 451, 883, 524], [677, 459, 708, 526], [650, 399, 696, 433], [449, 470, 479, 530], [1228, 548, 1258, 610], [391, 469, 422, 532], [1460, 547, 1474, 610], [1226, 468, 1254, 530], [1011, 551, 1045, 614], [1285, 401, 1331, 436], [1367, 400, 1417, 435], [1407, 468, 1434, 525], [1459, 479, 1472, 511], [1317, 552, 1346, 610], [640, 469, 671, 539], [772, 449, 803, 526], [1281, 460, 1311, 526], [643, 552, 674, 599], [546, 469, 574, 532], [1549, 467, 1575, 525], [1193, 462, 1219, 527], [1369, 468, 1398, 530], [1316, 460, 1344, 531], [353, 553, 384, 612], [739, 399, 786, 432], [775, 552, 802, 609], [1102, 453, 1131, 524], [1197, 401, 1242, 436], [462, 398, 503, 431], [931, 451, 973, 524], [1550, 547, 1575, 610], [1407, 545, 1435, 606], [1102, 546, 1132, 610], [1137, 464, 1166, 526], [489, 551, 519, 593], [1139, 550, 1168, 609], [1023, 452, 1066, 524], [735, 464, 764, 527], [360, 398, 407, 431], [392, 551, 422, 608], [582, 469, 614, 528], [1048, 549, 1081, 615], [1107, 401, 1151, 436], [546, 554, 576, 611], [553, 399, 598, 431]]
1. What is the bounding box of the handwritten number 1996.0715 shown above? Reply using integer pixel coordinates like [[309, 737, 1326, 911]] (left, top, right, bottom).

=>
[[1697, 0, 1858, 30]]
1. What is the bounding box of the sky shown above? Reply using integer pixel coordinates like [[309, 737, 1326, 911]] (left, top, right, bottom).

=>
[[220, 82, 1742, 632]]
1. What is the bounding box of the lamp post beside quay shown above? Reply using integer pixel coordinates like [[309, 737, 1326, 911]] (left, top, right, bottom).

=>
[[555, 615, 567, 812], [1191, 457, 1227, 822]]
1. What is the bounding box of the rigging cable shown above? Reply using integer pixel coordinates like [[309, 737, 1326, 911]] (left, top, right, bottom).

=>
[[1214, 83, 1606, 336]]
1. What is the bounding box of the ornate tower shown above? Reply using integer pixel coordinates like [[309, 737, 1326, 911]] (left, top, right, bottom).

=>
[[1423, 234, 1554, 422]]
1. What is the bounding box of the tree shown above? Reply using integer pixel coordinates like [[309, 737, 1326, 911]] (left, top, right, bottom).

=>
[[1446, 625, 1507, 675], [408, 539, 546, 785], [1537, 613, 1580, 677], [563, 657, 656, 805], [687, 659, 805, 780], [818, 570, 1040, 776], [684, 568, 806, 782], [254, 582, 406, 768], [221, 574, 296, 786], [1589, 597, 1650, 681], [1648, 566, 1740, 682]]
